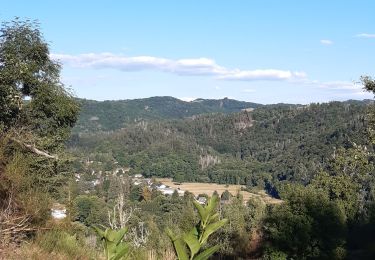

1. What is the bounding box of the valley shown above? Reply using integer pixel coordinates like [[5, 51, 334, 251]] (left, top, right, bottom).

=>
[[156, 178, 283, 204]]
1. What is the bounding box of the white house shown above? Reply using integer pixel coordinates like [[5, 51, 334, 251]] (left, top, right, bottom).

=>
[[160, 188, 175, 195], [196, 196, 207, 205], [51, 204, 67, 219]]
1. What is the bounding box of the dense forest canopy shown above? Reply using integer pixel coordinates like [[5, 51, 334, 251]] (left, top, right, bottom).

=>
[[74, 96, 263, 132], [66, 96, 375, 259], [69, 99, 372, 189]]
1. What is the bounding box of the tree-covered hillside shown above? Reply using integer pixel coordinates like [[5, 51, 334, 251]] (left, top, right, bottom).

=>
[[74, 96, 262, 132], [68, 99, 372, 191]]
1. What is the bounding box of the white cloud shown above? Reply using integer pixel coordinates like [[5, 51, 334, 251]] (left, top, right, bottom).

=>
[[219, 69, 306, 81], [308, 80, 372, 98], [355, 33, 375, 38], [316, 81, 362, 90], [320, 39, 334, 45], [352, 91, 371, 96], [51, 53, 306, 82]]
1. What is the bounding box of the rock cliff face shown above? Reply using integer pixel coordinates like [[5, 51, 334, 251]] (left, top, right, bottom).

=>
[[234, 112, 253, 130]]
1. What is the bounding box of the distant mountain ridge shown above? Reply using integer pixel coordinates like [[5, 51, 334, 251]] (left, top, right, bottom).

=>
[[73, 96, 373, 133], [74, 96, 263, 132]]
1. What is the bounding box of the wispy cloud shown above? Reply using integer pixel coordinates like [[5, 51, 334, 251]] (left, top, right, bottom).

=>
[[242, 88, 256, 93], [320, 39, 333, 45], [219, 69, 306, 81], [355, 33, 375, 39], [51, 53, 306, 82], [290, 79, 373, 100], [316, 81, 361, 90], [310, 80, 371, 96]]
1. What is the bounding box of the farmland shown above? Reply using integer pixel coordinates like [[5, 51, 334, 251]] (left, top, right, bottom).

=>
[[156, 178, 282, 204]]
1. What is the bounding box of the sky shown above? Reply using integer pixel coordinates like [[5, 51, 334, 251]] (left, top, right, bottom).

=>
[[1, 0, 375, 104]]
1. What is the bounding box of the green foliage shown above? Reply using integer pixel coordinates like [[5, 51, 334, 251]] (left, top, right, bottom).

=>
[[74, 97, 261, 132], [36, 229, 93, 259], [0, 18, 79, 140], [68, 97, 375, 258], [0, 19, 79, 242], [69, 100, 370, 187], [4, 16, 375, 260], [262, 248, 287, 260], [92, 226, 131, 260], [167, 195, 228, 260], [311, 171, 360, 221], [74, 195, 107, 226], [220, 190, 232, 201], [214, 196, 263, 256], [264, 184, 347, 259]]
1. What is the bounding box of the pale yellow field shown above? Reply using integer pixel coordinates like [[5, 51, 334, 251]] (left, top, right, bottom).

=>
[[156, 178, 282, 204]]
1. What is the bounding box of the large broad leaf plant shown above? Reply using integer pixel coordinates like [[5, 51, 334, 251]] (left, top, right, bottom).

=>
[[167, 195, 228, 260], [92, 226, 131, 260]]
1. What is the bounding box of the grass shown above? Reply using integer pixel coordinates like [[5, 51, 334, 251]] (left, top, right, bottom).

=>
[[1, 226, 101, 260]]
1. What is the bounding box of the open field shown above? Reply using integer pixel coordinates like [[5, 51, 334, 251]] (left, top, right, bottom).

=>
[[156, 178, 282, 204]]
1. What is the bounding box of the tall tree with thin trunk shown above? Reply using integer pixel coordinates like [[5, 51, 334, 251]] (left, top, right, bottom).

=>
[[0, 18, 79, 242]]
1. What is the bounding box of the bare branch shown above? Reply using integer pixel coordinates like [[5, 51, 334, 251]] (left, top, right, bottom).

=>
[[108, 194, 138, 229], [10, 138, 58, 160], [129, 222, 150, 248]]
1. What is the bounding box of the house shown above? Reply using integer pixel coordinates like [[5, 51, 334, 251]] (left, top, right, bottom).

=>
[[160, 188, 175, 195], [51, 203, 67, 220], [196, 196, 207, 205], [91, 179, 100, 186], [145, 178, 152, 185]]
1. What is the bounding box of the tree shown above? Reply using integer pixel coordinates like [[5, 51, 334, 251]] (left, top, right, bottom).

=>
[[214, 196, 256, 257], [362, 76, 375, 94], [0, 19, 79, 142], [264, 184, 346, 259], [74, 195, 107, 226], [221, 190, 232, 201], [311, 171, 359, 221], [0, 19, 79, 241]]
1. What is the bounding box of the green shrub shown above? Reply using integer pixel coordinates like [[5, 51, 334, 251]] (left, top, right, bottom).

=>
[[36, 229, 91, 258]]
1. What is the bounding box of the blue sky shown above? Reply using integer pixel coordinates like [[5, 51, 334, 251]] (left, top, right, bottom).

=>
[[2, 1, 375, 104]]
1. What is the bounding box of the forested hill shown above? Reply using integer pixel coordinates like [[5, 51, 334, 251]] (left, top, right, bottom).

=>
[[68, 99, 373, 188], [74, 96, 262, 132]]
